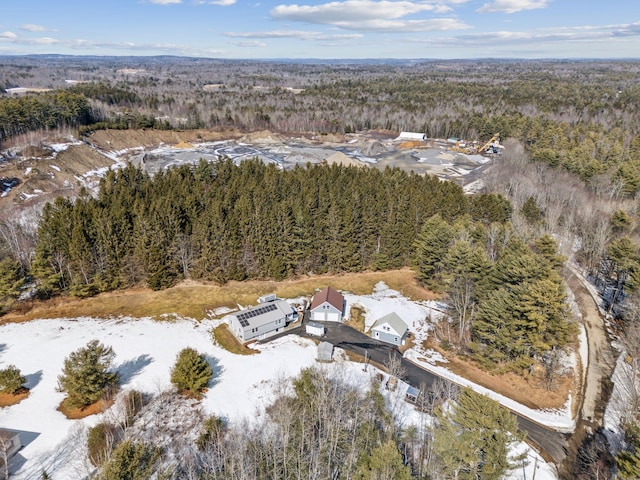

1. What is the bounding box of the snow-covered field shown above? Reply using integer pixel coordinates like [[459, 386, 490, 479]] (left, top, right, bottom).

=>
[[1, 287, 559, 479]]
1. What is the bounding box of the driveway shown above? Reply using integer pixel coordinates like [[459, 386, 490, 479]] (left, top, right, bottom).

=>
[[264, 317, 568, 464]]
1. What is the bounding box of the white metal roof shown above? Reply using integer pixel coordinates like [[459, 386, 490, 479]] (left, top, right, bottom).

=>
[[230, 300, 292, 330]]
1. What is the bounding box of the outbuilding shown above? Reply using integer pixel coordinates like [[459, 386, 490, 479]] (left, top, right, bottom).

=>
[[317, 341, 334, 362], [309, 286, 345, 322], [226, 300, 295, 342], [305, 321, 325, 337], [370, 312, 409, 346], [0, 429, 21, 479]]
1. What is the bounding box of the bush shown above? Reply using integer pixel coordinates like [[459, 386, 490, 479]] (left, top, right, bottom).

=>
[[57, 340, 119, 408], [87, 422, 117, 467], [97, 440, 162, 480], [170, 348, 212, 398], [0, 365, 26, 394]]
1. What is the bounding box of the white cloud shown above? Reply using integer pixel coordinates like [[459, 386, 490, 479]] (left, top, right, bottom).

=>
[[407, 22, 640, 49], [231, 40, 268, 47], [19, 37, 59, 45], [270, 0, 471, 32], [149, 0, 182, 4], [477, 0, 550, 14], [225, 30, 364, 40], [196, 0, 237, 5], [20, 24, 48, 32], [0, 31, 17, 39]]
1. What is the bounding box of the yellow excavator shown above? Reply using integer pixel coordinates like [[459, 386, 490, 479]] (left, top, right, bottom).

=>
[[448, 133, 500, 155], [474, 133, 500, 155]]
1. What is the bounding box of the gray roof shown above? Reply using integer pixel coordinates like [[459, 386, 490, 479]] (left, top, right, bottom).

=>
[[371, 312, 409, 336], [231, 300, 292, 330]]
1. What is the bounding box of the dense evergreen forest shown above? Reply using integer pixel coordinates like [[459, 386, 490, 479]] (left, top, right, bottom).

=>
[[31, 159, 508, 294]]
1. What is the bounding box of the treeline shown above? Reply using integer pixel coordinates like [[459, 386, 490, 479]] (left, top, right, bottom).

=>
[[2, 60, 639, 195], [30, 160, 510, 297], [0, 90, 93, 143], [415, 214, 576, 372]]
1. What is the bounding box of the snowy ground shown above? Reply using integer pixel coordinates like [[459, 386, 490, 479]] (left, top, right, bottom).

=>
[[1, 288, 559, 479]]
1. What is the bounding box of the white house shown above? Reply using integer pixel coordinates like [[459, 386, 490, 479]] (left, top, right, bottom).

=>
[[227, 300, 295, 342], [309, 286, 345, 322], [370, 312, 409, 346]]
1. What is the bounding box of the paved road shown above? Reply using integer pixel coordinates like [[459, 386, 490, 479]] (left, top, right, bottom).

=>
[[264, 318, 569, 464]]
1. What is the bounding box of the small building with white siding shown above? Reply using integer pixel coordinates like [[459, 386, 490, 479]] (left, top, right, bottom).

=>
[[309, 286, 345, 322], [227, 300, 295, 342], [370, 312, 409, 346], [306, 321, 325, 337]]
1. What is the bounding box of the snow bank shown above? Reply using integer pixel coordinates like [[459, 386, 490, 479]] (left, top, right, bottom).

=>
[[404, 349, 575, 432]]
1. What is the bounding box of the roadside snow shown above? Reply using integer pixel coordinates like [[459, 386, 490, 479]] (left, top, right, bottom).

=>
[[604, 353, 635, 453], [50, 165, 61, 172], [405, 350, 575, 432]]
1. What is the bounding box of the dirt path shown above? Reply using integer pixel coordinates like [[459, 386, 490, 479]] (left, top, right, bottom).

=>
[[566, 268, 617, 426]]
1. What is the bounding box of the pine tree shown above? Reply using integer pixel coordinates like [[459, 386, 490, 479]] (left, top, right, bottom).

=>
[[617, 422, 640, 479], [355, 440, 413, 480], [0, 257, 25, 313], [57, 340, 119, 408], [97, 440, 162, 480], [170, 347, 213, 398], [0, 365, 26, 394], [414, 214, 455, 290], [434, 388, 524, 480]]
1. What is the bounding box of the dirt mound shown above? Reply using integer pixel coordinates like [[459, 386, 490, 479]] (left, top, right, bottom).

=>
[[240, 130, 283, 143], [0, 143, 115, 217], [399, 140, 426, 149], [173, 141, 194, 149], [318, 133, 347, 143], [88, 128, 242, 151], [361, 141, 387, 156], [325, 152, 363, 168], [20, 145, 54, 158]]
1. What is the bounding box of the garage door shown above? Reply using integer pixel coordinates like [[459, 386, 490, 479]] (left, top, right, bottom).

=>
[[326, 312, 340, 322]]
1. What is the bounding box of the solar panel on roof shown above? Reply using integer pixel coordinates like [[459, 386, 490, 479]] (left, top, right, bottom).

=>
[[235, 302, 280, 329]]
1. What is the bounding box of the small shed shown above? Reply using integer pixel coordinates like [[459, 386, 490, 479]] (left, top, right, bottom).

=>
[[317, 341, 334, 362], [258, 293, 277, 304], [405, 386, 420, 404], [306, 321, 325, 337], [0, 429, 21, 478]]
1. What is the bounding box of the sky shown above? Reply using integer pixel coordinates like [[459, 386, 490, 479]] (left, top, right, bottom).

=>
[[0, 0, 639, 59]]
